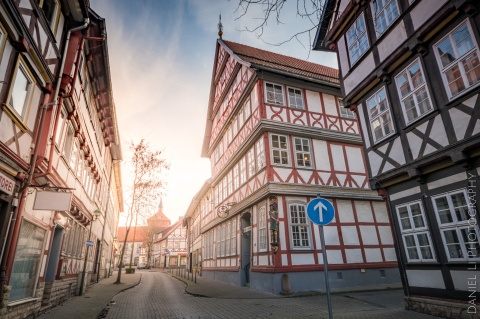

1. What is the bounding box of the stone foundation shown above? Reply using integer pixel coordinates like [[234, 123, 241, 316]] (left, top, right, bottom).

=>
[[405, 296, 480, 319], [41, 278, 78, 307]]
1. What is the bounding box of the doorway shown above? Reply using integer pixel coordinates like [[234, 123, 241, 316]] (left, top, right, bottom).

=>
[[45, 226, 64, 282], [241, 212, 251, 287]]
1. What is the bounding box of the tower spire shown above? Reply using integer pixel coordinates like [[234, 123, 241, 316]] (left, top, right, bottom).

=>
[[218, 14, 223, 39]]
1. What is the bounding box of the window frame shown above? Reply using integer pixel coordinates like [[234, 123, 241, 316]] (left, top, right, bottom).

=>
[[395, 201, 436, 263], [288, 202, 312, 250], [366, 86, 395, 143], [258, 206, 267, 252], [293, 137, 312, 168], [256, 137, 266, 170], [371, 0, 400, 38], [264, 82, 285, 106], [5, 57, 35, 129], [287, 87, 304, 109], [394, 58, 434, 125], [433, 20, 480, 100], [270, 134, 290, 166], [431, 189, 480, 262], [338, 98, 355, 119], [346, 13, 370, 65]]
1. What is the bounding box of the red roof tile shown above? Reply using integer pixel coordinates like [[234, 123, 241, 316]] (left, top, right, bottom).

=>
[[222, 40, 339, 84]]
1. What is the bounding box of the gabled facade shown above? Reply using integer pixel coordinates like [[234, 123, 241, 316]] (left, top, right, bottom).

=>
[[184, 38, 401, 295], [314, 0, 480, 317], [0, 1, 123, 318], [152, 218, 187, 268], [117, 204, 171, 267]]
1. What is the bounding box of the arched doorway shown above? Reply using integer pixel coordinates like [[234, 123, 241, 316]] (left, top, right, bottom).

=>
[[240, 212, 251, 287]]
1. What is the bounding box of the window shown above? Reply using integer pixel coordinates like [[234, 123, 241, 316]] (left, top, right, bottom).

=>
[[239, 159, 246, 185], [338, 98, 355, 119], [243, 99, 251, 121], [289, 203, 311, 249], [347, 14, 369, 65], [36, 0, 58, 25], [231, 219, 237, 255], [227, 171, 233, 196], [434, 21, 480, 99], [265, 82, 284, 105], [294, 137, 312, 168], [8, 59, 34, 119], [9, 220, 46, 301], [271, 134, 289, 165], [69, 141, 79, 170], [256, 138, 266, 170], [432, 189, 480, 261], [258, 207, 267, 252], [396, 201, 435, 262], [287, 87, 304, 109], [367, 87, 394, 142], [55, 109, 67, 146], [247, 148, 255, 178], [63, 125, 75, 162], [372, 0, 399, 36], [395, 59, 433, 124], [233, 164, 239, 190]]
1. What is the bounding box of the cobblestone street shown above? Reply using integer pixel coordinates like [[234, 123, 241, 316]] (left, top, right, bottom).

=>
[[103, 271, 440, 319]]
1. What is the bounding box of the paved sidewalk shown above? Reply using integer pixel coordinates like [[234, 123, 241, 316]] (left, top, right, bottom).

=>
[[37, 271, 141, 319]]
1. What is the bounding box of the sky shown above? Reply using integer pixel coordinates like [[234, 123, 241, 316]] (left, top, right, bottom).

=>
[[90, 0, 338, 225]]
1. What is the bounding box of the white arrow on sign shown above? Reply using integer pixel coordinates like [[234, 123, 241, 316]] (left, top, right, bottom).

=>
[[314, 201, 327, 223]]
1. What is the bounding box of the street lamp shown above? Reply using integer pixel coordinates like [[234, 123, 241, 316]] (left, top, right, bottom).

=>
[[79, 209, 101, 295]]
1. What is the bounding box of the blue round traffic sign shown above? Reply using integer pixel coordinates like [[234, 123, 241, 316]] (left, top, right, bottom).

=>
[[307, 198, 335, 225]]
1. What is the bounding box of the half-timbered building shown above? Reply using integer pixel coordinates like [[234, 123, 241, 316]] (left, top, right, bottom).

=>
[[152, 218, 187, 268], [0, 1, 122, 318], [314, 0, 480, 316], [184, 35, 401, 295]]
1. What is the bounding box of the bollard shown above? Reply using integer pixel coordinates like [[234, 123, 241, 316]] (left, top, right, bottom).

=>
[[195, 271, 196, 284]]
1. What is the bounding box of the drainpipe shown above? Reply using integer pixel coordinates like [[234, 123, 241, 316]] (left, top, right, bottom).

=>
[[0, 19, 90, 304]]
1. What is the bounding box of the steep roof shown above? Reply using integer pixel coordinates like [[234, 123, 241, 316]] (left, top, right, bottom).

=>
[[117, 226, 148, 242], [222, 40, 339, 84]]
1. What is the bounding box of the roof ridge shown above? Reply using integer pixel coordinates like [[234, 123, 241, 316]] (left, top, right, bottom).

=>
[[222, 39, 338, 74]]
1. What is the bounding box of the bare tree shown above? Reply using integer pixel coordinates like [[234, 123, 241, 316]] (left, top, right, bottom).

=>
[[115, 140, 169, 284], [235, 0, 325, 49]]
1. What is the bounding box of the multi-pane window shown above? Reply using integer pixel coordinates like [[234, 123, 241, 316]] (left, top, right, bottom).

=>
[[231, 219, 237, 255], [271, 134, 289, 165], [55, 109, 67, 146], [347, 14, 369, 65], [396, 201, 435, 262], [203, 230, 214, 259], [227, 171, 233, 196], [247, 148, 255, 178], [239, 159, 246, 185], [434, 21, 480, 99], [367, 87, 394, 142], [287, 87, 304, 109], [372, 0, 399, 36], [294, 137, 312, 168], [226, 222, 231, 256], [233, 164, 239, 190], [265, 82, 284, 105], [289, 204, 311, 249], [258, 207, 267, 252], [63, 125, 75, 162], [432, 189, 480, 261], [243, 99, 251, 121], [338, 98, 355, 119], [9, 220, 46, 301], [395, 59, 433, 124], [222, 176, 228, 200], [8, 60, 34, 118], [256, 138, 266, 169]]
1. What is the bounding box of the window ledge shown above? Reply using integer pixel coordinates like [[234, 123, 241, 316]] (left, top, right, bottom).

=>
[[8, 297, 40, 307], [2, 103, 27, 132]]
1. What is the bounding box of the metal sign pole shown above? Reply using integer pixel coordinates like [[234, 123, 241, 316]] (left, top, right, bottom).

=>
[[320, 225, 333, 319]]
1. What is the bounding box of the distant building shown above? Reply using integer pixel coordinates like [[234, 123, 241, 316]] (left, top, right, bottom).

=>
[[183, 36, 401, 294], [152, 217, 187, 268], [117, 203, 170, 267], [314, 0, 480, 317]]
